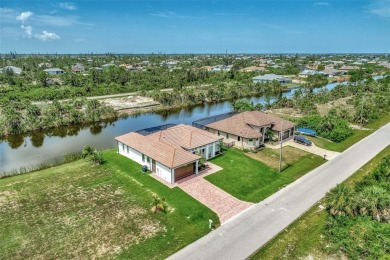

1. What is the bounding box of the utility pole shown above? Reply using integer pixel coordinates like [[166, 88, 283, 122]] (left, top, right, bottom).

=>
[[360, 92, 366, 128], [279, 120, 284, 173]]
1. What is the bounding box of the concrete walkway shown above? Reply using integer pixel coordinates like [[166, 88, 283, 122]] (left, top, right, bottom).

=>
[[267, 139, 340, 160], [168, 123, 390, 260]]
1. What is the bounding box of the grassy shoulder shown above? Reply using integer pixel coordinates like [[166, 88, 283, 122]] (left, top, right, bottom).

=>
[[251, 145, 390, 259], [0, 149, 218, 259], [306, 114, 390, 152], [205, 148, 325, 203]]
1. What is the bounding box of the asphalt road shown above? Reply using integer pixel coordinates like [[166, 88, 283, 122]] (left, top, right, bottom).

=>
[[168, 123, 390, 260]]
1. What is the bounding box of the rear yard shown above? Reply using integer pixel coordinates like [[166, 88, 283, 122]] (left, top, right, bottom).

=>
[[205, 148, 324, 203], [0, 150, 218, 259]]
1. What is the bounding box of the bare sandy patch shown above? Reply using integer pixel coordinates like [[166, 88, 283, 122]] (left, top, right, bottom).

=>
[[102, 95, 160, 110], [267, 108, 304, 118], [316, 97, 354, 116]]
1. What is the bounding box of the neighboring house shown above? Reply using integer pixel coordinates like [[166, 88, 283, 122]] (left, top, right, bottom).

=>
[[252, 74, 292, 84], [0, 66, 22, 74], [202, 111, 295, 149], [298, 69, 318, 78], [44, 68, 64, 75], [339, 65, 359, 71], [115, 124, 223, 184], [160, 60, 179, 68], [201, 65, 232, 72], [201, 66, 213, 72], [319, 68, 344, 77], [71, 63, 85, 73], [240, 66, 266, 72], [378, 61, 390, 69], [38, 62, 52, 68], [102, 63, 117, 69]]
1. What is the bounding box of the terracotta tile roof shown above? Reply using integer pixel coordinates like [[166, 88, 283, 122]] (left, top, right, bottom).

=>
[[148, 124, 223, 149], [266, 116, 296, 131], [206, 113, 263, 138], [115, 132, 200, 168], [115, 124, 222, 168], [206, 111, 295, 138]]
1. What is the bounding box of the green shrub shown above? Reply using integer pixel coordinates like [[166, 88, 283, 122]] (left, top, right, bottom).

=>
[[324, 155, 390, 259], [298, 114, 353, 142]]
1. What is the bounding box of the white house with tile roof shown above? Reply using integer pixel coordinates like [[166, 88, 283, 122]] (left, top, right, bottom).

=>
[[205, 111, 296, 149], [115, 124, 223, 184]]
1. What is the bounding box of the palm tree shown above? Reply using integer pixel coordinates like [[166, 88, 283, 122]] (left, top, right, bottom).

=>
[[151, 197, 167, 214], [90, 151, 105, 165], [325, 185, 357, 216], [320, 115, 335, 132], [82, 145, 96, 159]]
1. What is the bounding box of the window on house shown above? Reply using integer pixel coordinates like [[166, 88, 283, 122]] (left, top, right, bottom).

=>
[[122, 143, 124, 150], [238, 136, 240, 141], [226, 133, 229, 139], [248, 139, 253, 143], [142, 154, 145, 162], [217, 130, 220, 136], [127, 146, 129, 153], [147, 157, 150, 163]]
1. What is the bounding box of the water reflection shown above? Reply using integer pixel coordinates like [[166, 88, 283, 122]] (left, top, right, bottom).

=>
[[6, 135, 25, 149], [30, 132, 45, 148], [90, 123, 103, 135]]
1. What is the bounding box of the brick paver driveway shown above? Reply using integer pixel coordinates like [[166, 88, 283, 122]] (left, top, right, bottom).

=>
[[177, 163, 254, 224]]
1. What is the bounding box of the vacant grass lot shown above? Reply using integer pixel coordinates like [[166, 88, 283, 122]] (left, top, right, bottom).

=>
[[251, 145, 390, 259], [0, 150, 218, 259], [246, 146, 308, 170], [205, 148, 324, 203]]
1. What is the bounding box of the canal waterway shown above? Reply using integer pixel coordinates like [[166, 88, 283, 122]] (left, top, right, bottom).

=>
[[0, 77, 383, 174]]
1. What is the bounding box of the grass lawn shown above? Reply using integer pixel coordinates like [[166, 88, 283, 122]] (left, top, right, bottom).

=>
[[306, 114, 390, 152], [205, 148, 325, 203], [0, 149, 218, 259], [246, 146, 309, 170], [251, 145, 390, 259]]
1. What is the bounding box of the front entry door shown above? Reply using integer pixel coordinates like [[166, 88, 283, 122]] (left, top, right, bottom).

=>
[[152, 159, 156, 172]]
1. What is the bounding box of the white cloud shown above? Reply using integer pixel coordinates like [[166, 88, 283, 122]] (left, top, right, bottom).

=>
[[0, 8, 18, 24], [369, 0, 390, 18], [0, 8, 14, 14], [34, 14, 90, 26], [21, 25, 33, 37], [149, 11, 203, 19], [313, 2, 329, 6], [150, 11, 175, 18], [20, 24, 60, 41], [34, 31, 60, 41], [16, 11, 33, 23], [59, 2, 77, 11]]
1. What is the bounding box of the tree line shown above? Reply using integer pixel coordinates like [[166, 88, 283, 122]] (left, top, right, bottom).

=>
[[0, 99, 117, 137]]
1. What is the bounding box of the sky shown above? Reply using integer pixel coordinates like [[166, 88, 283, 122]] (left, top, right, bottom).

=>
[[0, 0, 389, 54]]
